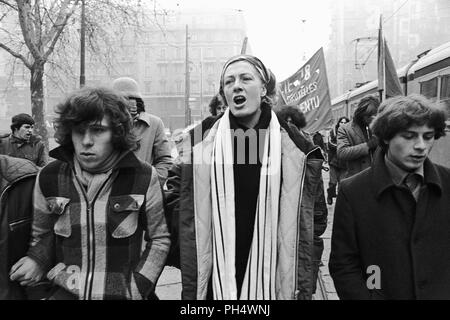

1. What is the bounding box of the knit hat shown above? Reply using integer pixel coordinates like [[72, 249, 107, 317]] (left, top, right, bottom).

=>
[[11, 113, 34, 131], [111, 77, 143, 99]]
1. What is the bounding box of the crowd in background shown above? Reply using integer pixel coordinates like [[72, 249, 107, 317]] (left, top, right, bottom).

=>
[[0, 52, 449, 300]]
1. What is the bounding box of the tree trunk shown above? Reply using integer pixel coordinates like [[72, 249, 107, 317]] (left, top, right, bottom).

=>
[[30, 61, 48, 149]]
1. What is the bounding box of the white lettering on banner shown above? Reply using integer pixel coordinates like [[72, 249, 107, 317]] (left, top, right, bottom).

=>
[[287, 64, 312, 91], [286, 82, 318, 103], [299, 96, 320, 113], [304, 64, 311, 81]]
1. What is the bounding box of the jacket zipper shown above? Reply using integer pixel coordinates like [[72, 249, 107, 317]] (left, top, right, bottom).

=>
[[72, 173, 96, 300], [9, 217, 32, 231], [74, 174, 111, 300], [0, 173, 37, 213], [0, 173, 37, 234], [293, 146, 321, 299], [84, 205, 92, 300]]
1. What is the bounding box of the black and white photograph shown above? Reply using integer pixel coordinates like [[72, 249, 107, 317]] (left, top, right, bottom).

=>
[[0, 0, 449, 310]]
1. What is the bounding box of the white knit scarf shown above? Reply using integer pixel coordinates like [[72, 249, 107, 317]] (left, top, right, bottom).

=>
[[210, 109, 281, 300]]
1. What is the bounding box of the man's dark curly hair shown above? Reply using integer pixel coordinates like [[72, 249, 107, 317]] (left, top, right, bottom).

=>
[[53, 87, 137, 152], [371, 94, 447, 151], [335, 116, 350, 132], [275, 105, 307, 129], [353, 95, 380, 127], [208, 94, 223, 116]]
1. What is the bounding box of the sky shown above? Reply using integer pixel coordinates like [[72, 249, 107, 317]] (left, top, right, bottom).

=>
[[159, 0, 332, 81]]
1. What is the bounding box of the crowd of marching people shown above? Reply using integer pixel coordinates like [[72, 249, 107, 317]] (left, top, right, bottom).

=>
[[0, 53, 449, 300]]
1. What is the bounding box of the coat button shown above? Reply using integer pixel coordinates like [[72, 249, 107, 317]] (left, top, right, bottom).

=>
[[114, 203, 120, 210]]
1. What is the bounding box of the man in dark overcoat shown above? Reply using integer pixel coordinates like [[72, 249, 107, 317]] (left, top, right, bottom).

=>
[[330, 94, 450, 299]]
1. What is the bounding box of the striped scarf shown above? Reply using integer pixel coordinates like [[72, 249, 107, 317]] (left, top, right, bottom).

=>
[[210, 109, 281, 300]]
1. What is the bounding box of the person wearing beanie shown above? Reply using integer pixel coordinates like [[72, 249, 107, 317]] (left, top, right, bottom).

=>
[[0, 113, 48, 167], [112, 77, 172, 185]]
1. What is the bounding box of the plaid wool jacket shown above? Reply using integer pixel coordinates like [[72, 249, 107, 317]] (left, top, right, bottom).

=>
[[27, 147, 170, 300]]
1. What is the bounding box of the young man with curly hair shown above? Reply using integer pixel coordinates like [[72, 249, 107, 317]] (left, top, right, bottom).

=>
[[9, 87, 170, 300]]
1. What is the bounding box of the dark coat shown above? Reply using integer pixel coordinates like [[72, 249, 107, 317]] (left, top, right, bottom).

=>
[[336, 121, 372, 179], [329, 150, 450, 299], [0, 155, 38, 300], [0, 134, 48, 167], [327, 129, 345, 169]]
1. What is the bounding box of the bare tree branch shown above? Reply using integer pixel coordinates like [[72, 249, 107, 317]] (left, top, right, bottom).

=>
[[0, 0, 17, 11], [41, 0, 78, 49], [0, 42, 31, 68], [0, 0, 166, 145], [16, 0, 41, 60], [42, 0, 79, 61]]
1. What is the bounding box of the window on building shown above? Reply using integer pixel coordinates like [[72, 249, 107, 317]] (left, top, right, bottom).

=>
[[176, 47, 183, 60], [159, 80, 167, 94], [144, 81, 151, 94], [208, 81, 216, 94], [408, 34, 419, 48], [144, 48, 151, 59], [206, 48, 213, 58], [176, 80, 183, 93], [158, 64, 168, 76], [191, 48, 200, 60], [420, 78, 438, 101], [206, 32, 213, 42], [192, 80, 199, 93], [142, 32, 149, 44], [120, 62, 134, 76], [440, 75, 450, 118], [176, 64, 184, 75], [159, 48, 166, 60], [145, 66, 152, 78], [206, 63, 214, 75]]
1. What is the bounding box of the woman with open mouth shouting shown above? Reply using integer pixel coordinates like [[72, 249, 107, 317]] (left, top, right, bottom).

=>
[[165, 54, 326, 300]]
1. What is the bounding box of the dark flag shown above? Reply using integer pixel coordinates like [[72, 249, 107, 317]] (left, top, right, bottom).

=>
[[378, 15, 403, 101], [279, 48, 333, 132]]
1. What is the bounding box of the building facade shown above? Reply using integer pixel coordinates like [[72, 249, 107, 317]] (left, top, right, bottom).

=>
[[1, 8, 248, 132], [325, 0, 450, 100]]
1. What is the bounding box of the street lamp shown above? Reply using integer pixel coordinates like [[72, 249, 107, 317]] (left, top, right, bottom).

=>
[[300, 19, 307, 63], [80, 0, 86, 87], [185, 25, 191, 127], [188, 48, 204, 120]]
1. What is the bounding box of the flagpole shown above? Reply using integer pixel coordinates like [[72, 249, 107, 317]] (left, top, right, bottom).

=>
[[241, 37, 248, 54], [378, 15, 386, 102], [382, 38, 386, 102], [377, 14, 404, 101]]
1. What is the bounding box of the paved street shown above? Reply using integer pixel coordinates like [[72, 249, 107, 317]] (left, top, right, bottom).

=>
[[314, 168, 339, 300], [155, 168, 339, 300]]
